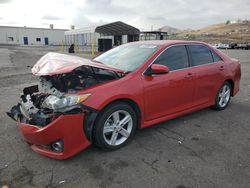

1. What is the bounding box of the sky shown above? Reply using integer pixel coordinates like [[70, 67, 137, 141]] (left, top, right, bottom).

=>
[[0, 0, 250, 30]]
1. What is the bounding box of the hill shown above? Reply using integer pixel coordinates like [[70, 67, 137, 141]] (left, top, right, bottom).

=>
[[158, 25, 180, 34], [172, 21, 250, 44]]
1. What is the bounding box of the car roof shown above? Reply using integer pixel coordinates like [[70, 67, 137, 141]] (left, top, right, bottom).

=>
[[130, 40, 232, 62], [128, 40, 209, 47]]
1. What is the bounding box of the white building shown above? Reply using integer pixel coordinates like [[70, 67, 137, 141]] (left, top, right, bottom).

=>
[[0, 26, 68, 46], [64, 26, 103, 52], [64, 21, 140, 52]]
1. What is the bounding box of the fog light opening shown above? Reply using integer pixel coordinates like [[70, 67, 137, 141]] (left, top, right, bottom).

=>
[[51, 140, 64, 152]]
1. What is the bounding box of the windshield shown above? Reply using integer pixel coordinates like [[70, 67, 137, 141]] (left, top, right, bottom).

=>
[[94, 44, 159, 72]]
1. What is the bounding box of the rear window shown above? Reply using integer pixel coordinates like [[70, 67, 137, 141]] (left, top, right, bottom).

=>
[[189, 45, 213, 66]]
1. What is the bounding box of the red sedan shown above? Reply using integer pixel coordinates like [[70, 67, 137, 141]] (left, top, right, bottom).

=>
[[7, 40, 241, 159]]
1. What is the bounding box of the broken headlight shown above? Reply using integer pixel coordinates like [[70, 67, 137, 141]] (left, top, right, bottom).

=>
[[42, 94, 91, 110]]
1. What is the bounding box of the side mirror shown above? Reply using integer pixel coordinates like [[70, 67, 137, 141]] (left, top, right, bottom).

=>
[[145, 64, 170, 76]]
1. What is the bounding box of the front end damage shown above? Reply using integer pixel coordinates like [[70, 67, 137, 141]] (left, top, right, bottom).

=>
[[7, 87, 95, 159], [7, 52, 124, 159]]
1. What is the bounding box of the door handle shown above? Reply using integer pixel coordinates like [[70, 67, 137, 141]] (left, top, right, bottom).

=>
[[185, 72, 193, 78], [219, 66, 224, 71]]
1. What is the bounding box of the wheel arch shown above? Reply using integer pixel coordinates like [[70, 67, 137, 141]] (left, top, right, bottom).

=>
[[90, 98, 142, 148], [224, 79, 234, 96], [97, 98, 142, 129]]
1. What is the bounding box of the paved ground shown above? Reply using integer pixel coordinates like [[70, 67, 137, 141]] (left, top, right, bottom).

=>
[[0, 46, 249, 188]]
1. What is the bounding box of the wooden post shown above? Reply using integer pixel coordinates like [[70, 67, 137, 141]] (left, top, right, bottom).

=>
[[61, 40, 64, 52]]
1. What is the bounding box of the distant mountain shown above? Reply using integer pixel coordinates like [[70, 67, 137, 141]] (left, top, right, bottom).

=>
[[158, 25, 180, 34], [174, 21, 250, 43]]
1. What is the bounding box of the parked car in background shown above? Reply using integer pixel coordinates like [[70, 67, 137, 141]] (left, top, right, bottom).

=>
[[7, 40, 241, 159], [237, 43, 250, 50], [229, 43, 237, 49], [214, 43, 230, 49]]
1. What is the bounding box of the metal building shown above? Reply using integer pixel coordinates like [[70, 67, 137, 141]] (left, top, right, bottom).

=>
[[140, 31, 168, 40], [0, 26, 67, 46], [64, 21, 140, 52]]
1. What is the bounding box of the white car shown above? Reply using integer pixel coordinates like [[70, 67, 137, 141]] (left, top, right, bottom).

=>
[[214, 43, 229, 49]]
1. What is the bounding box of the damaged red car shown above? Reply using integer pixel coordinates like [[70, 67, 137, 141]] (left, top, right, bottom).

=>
[[7, 40, 241, 159]]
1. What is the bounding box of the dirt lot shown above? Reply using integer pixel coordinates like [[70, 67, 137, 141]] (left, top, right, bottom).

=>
[[0, 46, 249, 188]]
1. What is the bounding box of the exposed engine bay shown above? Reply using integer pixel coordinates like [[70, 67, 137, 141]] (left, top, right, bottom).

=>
[[7, 65, 122, 127], [40, 65, 121, 94]]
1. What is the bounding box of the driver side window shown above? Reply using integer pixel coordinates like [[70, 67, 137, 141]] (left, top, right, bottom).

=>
[[154, 45, 189, 71]]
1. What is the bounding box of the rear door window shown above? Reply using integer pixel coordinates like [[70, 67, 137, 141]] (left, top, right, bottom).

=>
[[154, 45, 189, 71], [188, 45, 213, 66]]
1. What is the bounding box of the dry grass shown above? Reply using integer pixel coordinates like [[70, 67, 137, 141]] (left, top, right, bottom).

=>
[[173, 22, 250, 43]]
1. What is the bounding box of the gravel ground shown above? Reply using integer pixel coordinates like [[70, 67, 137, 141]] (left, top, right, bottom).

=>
[[0, 46, 249, 188]]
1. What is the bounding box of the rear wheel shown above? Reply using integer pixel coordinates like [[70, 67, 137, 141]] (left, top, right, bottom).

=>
[[93, 102, 137, 150], [213, 81, 232, 110]]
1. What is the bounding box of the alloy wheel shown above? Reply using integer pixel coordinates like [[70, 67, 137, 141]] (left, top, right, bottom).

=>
[[103, 110, 133, 146], [218, 84, 231, 108]]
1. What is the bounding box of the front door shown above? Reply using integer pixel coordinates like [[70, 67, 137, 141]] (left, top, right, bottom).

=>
[[23, 37, 28, 45], [143, 45, 196, 121], [44, 37, 49, 45]]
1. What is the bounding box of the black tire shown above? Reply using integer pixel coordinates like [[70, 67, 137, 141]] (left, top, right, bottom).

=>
[[213, 81, 232, 111], [93, 102, 137, 150]]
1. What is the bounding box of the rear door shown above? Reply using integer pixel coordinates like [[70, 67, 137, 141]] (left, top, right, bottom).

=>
[[187, 44, 225, 105], [143, 45, 196, 121]]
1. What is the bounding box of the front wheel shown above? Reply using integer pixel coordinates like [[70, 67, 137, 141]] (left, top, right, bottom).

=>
[[93, 102, 137, 150], [213, 81, 232, 110]]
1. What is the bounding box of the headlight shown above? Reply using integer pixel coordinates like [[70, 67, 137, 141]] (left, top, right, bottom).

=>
[[42, 94, 91, 110]]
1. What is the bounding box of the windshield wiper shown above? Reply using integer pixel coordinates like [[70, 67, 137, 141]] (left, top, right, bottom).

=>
[[92, 60, 103, 64], [124, 71, 131, 74]]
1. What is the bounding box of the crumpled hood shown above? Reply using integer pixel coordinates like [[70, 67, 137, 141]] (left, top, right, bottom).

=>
[[32, 52, 124, 76]]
